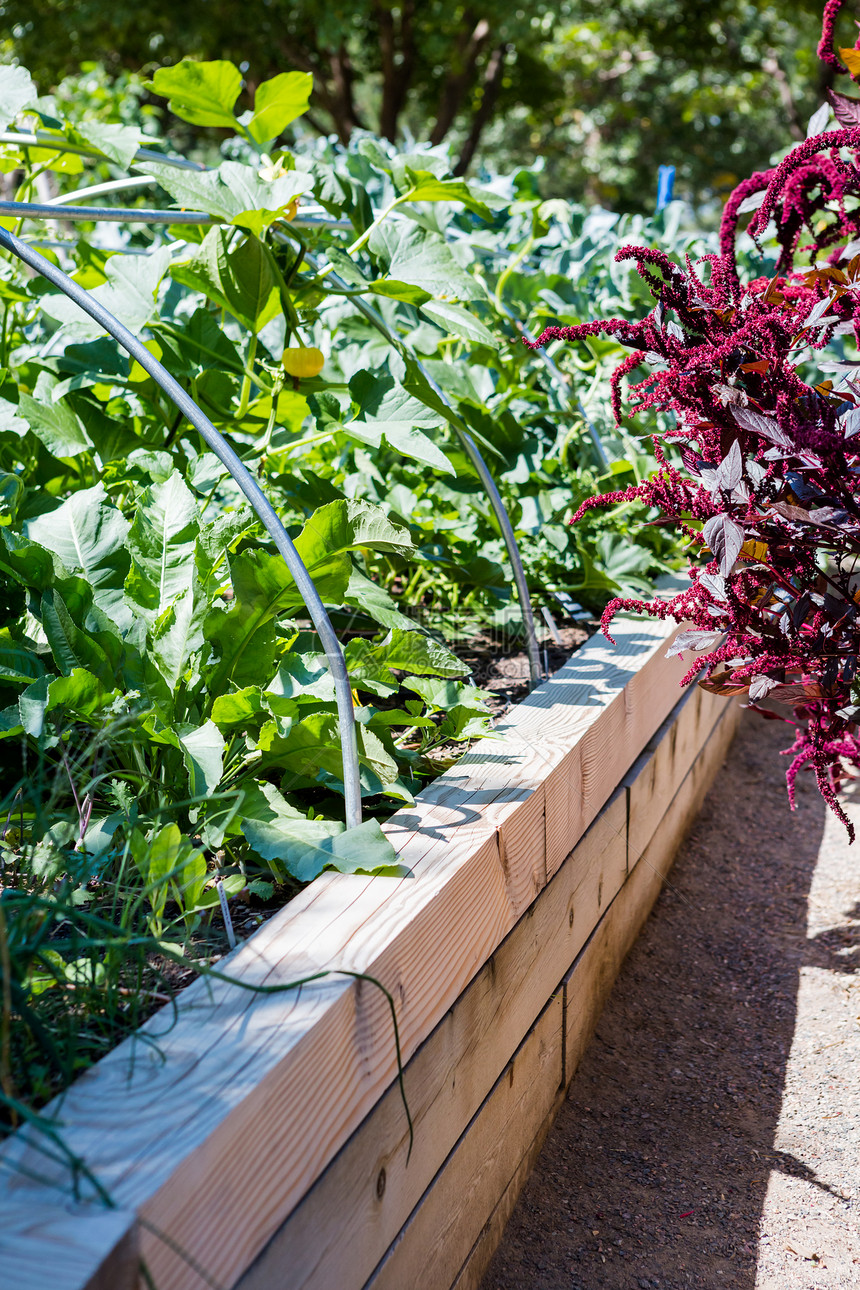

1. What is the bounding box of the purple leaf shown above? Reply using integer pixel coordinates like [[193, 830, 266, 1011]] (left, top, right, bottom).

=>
[[665, 629, 724, 659], [703, 513, 745, 576], [731, 405, 794, 450], [699, 571, 728, 602], [748, 674, 781, 701], [827, 87, 860, 128], [715, 439, 743, 491]]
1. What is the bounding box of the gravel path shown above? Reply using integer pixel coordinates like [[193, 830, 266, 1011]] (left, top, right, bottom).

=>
[[480, 709, 860, 1290]]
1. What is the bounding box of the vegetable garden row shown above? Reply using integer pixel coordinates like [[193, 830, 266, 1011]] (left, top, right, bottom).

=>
[[0, 55, 699, 1135]]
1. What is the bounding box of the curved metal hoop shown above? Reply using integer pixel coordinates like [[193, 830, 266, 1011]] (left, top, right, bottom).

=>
[[0, 225, 363, 828]]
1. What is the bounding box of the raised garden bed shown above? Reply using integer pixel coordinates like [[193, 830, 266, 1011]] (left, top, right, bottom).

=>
[[0, 607, 740, 1290]]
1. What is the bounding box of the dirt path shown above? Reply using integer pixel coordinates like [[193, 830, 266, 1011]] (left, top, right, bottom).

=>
[[480, 710, 860, 1290]]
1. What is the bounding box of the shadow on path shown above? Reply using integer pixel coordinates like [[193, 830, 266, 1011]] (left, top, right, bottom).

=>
[[480, 710, 855, 1290]]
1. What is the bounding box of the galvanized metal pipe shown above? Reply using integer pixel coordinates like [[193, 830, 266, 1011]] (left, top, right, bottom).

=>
[[290, 242, 543, 689], [0, 224, 363, 829]]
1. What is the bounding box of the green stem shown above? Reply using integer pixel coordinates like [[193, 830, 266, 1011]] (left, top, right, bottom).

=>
[[494, 235, 535, 310], [313, 190, 413, 284], [236, 335, 258, 420]]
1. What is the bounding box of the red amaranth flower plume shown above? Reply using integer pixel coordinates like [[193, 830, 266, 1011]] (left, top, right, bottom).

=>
[[525, 2, 860, 836]]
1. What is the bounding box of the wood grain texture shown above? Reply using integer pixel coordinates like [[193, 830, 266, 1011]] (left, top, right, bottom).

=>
[[236, 790, 626, 1290], [364, 995, 564, 1290], [565, 699, 741, 1080], [625, 684, 729, 871], [0, 611, 691, 1290], [0, 1205, 137, 1290]]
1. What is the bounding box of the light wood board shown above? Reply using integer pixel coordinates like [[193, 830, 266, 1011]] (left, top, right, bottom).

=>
[[0, 611, 696, 1290]]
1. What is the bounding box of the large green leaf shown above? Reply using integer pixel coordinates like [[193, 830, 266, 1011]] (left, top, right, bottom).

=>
[[420, 299, 496, 346], [71, 121, 141, 169], [147, 59, 242, 129], [148, 588, 208, 693], [172, 227, 283, 333], [178, 720, 225, 799], [0, 628, 45, 685], [247, 71, 313, 143], [240, 781, 399, 882], [347, 370, 453, 473], [18, 373, 92, 458], [41, 247, 172, 341], [26, 485, 131, 630], [370, 629, 468, 678], [0, 65, 36, 131], [39, 590, 116, 684], [404, 169, 494, 221], [141, 160, 312, 236], [369, 222, 483, 302], [294, 498, 415, 569], [125, 470, 200, 621]]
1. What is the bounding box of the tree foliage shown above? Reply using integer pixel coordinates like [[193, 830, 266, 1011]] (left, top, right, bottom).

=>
[[0, 0, 846, 210]]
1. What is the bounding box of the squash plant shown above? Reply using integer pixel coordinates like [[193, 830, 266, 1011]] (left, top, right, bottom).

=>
[[0, 54, 704, 1125]]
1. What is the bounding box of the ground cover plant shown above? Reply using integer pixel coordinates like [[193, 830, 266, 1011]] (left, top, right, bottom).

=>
[[0, 54, 708, 1137], [530, 0, 860, 837]]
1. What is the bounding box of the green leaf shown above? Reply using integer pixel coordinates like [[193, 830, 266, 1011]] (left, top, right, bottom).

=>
[[46, 668, 118, 720], [18, 375, 93, 458], [240, 782, 398, 882], [178, 720, 225, 799], [142, 160, 312, 235], [369, 221, 483, 302], [26, 484, 131, 630], [404, 169, 493, 221], [345, 568, 417, 631], [0, 65, 36, 131], [347, 370, 453, 473], [0, 629, 43, 685], [71, 121, 141, 169], [367, 280, 432, 305], [371, 629, 468, 678], [125, 470, 200, 622], [247, 71, 313, 143], [172, 227, 282, 333], [420, 299, 496, 346], [41, 247, 172, 341], [295, 498, 415, 568], [149, 588, 208, 693], [210, 686, 266, 729], [147, 59, 242, 129], [40, 590, 115, 684], [401, 675, 487, 709]]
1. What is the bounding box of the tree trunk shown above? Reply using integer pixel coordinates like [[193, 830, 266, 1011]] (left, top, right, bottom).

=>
[[454, 42, 508, 175], [764, 49, 804, 141], [429, 14, 490, 146], [376, 0, 416, 142]]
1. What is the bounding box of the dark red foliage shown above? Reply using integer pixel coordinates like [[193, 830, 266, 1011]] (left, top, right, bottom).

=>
[[527, 0, 860, 837]]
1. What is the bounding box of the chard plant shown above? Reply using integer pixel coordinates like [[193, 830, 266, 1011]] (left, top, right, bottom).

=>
[[529, 0, 860, 837]]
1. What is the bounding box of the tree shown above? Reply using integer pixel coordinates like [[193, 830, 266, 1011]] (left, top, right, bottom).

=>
[[0, 0, 848, 209]]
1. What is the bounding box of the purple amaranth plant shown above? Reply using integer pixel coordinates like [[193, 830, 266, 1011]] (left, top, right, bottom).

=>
[[527, 0, 860, 837]]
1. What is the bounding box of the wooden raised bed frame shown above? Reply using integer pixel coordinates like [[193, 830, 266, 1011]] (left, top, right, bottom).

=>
[[1, 609, 740, 1290]]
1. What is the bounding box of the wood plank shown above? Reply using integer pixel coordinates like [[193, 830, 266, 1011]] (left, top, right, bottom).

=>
[[236, 788, 626, 1290], [0, 611, 688, 1290], [0, 1205, 137, 1290], [541, 620, 693, 878], [449, 701, 741, 1290], [565, 699, 740, 1080], [625, 684, 729, 871], [363, 995, 564, 1290], [448, 1114, 557, 1290]]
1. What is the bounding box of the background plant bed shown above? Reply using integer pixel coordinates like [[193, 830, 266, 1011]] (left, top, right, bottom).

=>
[[0, 607, 739, 1290]]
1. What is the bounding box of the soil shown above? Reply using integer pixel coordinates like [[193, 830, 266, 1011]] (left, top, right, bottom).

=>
[[480, 709, 860, 1290], [455, 623, 594, 719]]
